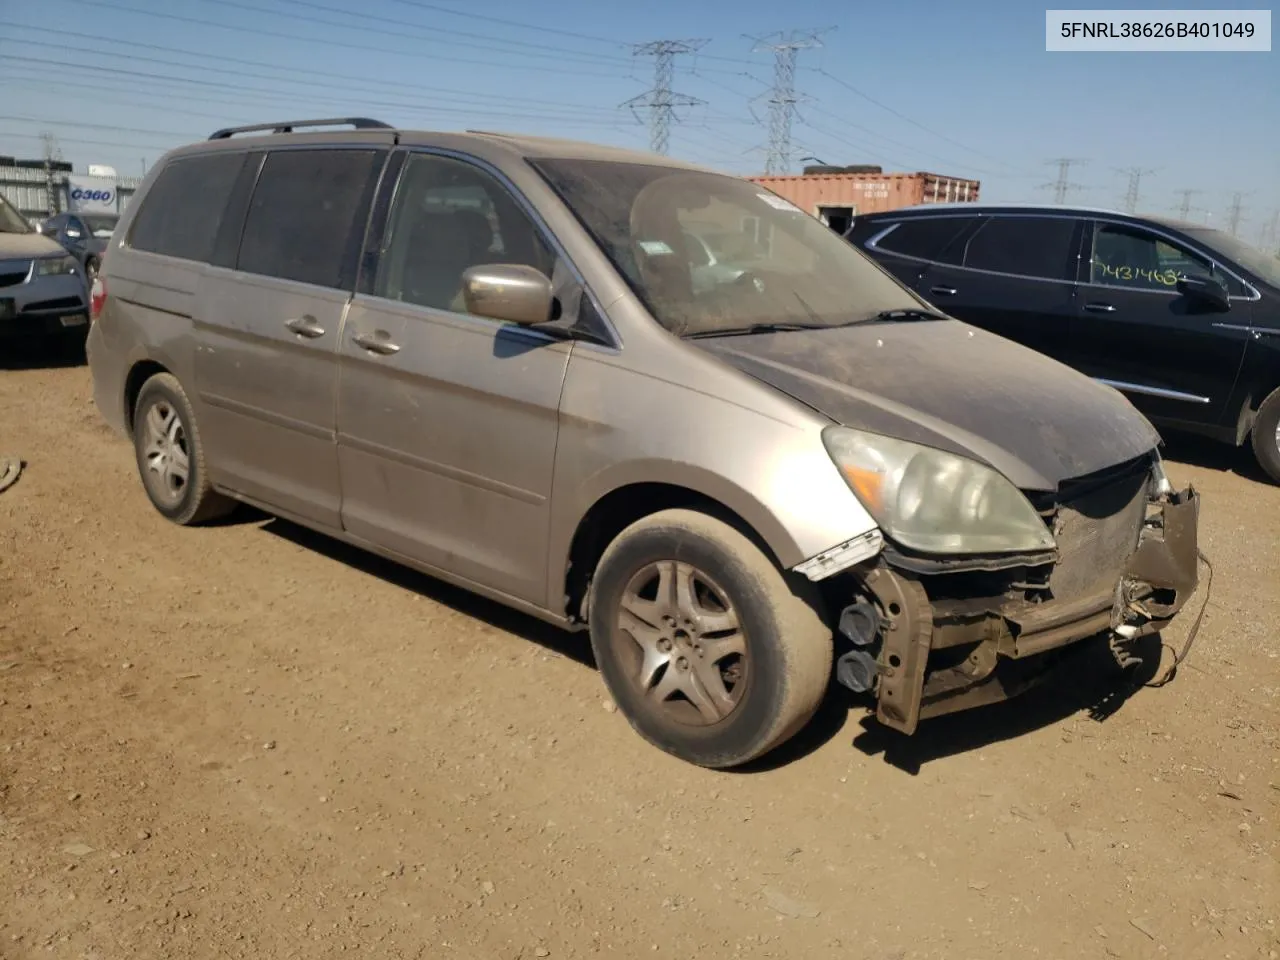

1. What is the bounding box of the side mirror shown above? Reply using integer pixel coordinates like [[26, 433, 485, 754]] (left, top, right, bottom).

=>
[[1176, 274, 1229, 311], [461, 264, 555, 326], [64, 227, 83, 240]]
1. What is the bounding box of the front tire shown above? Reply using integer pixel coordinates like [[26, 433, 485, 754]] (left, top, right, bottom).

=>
[[132, 373, 235, 525], [1251, 386, 1280, 484], [588, 508, 832, 769]]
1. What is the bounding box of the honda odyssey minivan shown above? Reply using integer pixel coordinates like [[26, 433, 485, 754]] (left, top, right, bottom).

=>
[[87, 118, 1204, 768]]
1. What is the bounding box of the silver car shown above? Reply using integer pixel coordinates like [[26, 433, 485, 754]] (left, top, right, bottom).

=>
[[0, 194, 91, 345], [85, 118, 1203, 768]]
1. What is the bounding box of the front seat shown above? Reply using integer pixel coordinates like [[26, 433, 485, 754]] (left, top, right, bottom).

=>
[[401, 210, 472, 310]]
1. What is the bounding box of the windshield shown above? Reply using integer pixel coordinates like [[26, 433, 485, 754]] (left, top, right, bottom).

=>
[[84, 215, 118, 239], [530, 158, 925, 336], [0, 194, 31, 234], [1183, 226, 1280, 290]]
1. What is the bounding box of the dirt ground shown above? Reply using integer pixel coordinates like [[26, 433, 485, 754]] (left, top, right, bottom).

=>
[[1, 345, 1277, 960]]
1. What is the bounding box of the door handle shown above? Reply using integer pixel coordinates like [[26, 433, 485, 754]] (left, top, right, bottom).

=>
[[1084, 302, 1117, 313], [930, 285, 957, 296], [285, 315, 326, 338], [351, 330, 401, 356]]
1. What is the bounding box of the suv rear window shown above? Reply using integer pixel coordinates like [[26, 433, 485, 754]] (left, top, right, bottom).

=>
[[128, 152, 246, 262], [873, 217, 971, 264], [236, 148, 382, 290]]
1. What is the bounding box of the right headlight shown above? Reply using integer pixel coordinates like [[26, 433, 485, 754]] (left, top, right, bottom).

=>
[[822, 426, 1056, 555]]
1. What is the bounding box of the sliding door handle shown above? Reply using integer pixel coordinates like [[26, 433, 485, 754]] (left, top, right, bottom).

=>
[[285, 315, 326, 338], [351, 330, 401, 356], [930, 285, 957, 296], [1084, 302, 1117, 313]]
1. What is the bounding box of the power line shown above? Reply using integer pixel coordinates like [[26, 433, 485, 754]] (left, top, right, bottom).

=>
[[622, 40, 708, 155], [808, 67, 1031, 177], [1116, 166, 1156, 214], [47, 0, 621, 79], [1042, 158, 1088, 204], [749, 29, 832, 175]]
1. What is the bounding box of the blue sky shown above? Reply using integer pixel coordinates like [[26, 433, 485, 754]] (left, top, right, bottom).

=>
[[1, 0, 1276, 243]]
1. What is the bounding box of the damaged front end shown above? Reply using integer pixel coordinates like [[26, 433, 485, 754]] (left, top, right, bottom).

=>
[[815, 454, 1201, 735]]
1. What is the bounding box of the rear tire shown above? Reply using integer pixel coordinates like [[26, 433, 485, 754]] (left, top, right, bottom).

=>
[[132, 373, 235, 525], [587, 508, 832, 769], [1250, 387, 1280, 484]]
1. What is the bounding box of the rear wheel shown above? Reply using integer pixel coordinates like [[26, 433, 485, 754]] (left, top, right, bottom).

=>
[[1251, 387, 1280, 484], [587, 508, 832, 769], [132, 373, 235, 525]]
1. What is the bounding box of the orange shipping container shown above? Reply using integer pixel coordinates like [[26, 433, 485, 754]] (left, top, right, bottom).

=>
[[747, 171, 981, 233]]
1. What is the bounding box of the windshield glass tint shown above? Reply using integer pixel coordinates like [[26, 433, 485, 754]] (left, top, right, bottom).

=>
[[0, 194, 31, 234], [1183, 227, 1280, 289], [531, 159, 923, 336]]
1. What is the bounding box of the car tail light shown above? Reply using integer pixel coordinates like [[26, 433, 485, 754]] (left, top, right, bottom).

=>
[[90, 276, 106, 321]]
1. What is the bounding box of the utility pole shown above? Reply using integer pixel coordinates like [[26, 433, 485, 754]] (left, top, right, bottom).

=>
[[1226, 192, 1247, 237], [1116, 166, 1155, 214], [1042, 158, 1087, 204], [748, 29, 832, 175], [40, 132, 62, 216], [1173, 188, 1202, 220], [621, 39, 708, 155]]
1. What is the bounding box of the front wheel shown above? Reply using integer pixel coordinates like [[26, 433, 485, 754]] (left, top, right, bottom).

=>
[[1251, 386, 1280, 484], [587, 508, 832, 769]]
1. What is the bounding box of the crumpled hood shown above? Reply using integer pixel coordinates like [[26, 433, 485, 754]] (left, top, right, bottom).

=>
[[0, 232, 65, 260], [696, 319, 1161, 492]]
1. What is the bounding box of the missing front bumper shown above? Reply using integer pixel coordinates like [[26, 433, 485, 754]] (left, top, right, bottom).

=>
[[851, 485, 1201, 736]]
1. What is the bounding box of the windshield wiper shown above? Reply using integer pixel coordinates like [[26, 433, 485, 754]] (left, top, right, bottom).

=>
[[683, 321, 827, 339], [836, 308, 953, 327]]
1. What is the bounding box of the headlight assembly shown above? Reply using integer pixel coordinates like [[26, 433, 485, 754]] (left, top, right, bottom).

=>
[[822, 425, 1056, 555], [36, 255, 79, 277]]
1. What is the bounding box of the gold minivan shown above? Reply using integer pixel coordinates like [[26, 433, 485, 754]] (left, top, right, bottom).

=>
[[87, 118, 1203, 768]]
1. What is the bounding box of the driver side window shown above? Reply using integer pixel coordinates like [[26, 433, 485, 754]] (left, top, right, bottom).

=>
[[374, 153, 556, 317]]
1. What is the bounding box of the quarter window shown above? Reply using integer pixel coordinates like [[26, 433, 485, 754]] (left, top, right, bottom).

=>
[[237, 148, 382, 289], [374, 153, 555, 315], [128, 152, 246, 263], [1089, 223, 1244, 295], [873, 217, 971, 264], [962, 216, 1078, 280]]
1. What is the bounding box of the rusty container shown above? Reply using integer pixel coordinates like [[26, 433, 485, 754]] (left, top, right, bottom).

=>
[[747, 172, 981, 218]]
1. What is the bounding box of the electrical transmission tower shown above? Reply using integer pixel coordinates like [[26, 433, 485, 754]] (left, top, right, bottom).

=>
[[1226, 192, 1248, 237], [1173, 188, 1202, 220], [40, 132, 63, 216], [1042, 158, 1087, 204], [748, 29, 832, 175], [1261, 210, 1280, 253], [621, 39, 708, 155], [1116, 166, 1155, 214]]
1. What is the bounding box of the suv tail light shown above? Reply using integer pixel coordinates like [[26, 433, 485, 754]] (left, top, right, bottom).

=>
[[90, 276, 106, 321]]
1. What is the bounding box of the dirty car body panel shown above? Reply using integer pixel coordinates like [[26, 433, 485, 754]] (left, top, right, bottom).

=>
[[86, 120, 1203, 761]]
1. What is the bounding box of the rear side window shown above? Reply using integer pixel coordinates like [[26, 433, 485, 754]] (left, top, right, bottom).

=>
[[128, 152, 245, 262], [963, 216, 1078, 281], [237, 149, 382, 289], [873, 217, 971, 265]]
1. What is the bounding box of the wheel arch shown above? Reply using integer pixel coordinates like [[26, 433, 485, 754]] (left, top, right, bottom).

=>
[[556, 467, 807, 625]]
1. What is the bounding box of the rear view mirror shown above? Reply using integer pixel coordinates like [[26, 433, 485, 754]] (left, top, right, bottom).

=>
[[461, 264, 555, 326], [1176, 274, 1229, 311]]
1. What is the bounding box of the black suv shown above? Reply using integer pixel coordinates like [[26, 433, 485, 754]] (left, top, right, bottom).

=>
[[848, 204, 1280, 482]]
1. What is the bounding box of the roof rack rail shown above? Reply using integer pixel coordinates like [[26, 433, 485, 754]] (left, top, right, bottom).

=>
[[208, 117, 393, 140]]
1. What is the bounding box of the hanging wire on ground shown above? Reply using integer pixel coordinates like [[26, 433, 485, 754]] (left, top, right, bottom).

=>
[[1144, 549, 1213, 688]]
